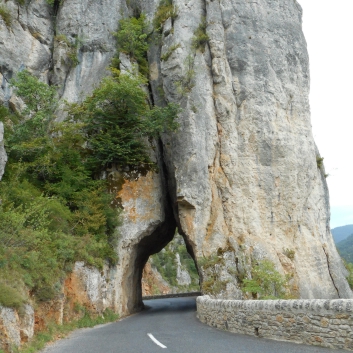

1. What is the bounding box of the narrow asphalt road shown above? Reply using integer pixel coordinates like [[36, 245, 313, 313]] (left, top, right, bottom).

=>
[[42, 297, 349, 353]]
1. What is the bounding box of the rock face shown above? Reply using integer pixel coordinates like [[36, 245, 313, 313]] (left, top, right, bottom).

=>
[[0, 0, 352, 326], [176, 253, 192, 286], [0, 122, 6, 180]]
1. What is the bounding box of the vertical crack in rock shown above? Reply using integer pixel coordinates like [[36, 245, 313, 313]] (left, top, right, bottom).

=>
[[322, 245, 342, 298]]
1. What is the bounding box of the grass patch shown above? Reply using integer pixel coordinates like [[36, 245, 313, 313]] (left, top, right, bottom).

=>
[[192, 16, 209, 52], [283, 248, 295, 260], [55, 34, 81, 67], [161, 43, 180, 61], [0, 5, 11, 28], [316, 156, 324, 168], [153, 0, 178, 33]]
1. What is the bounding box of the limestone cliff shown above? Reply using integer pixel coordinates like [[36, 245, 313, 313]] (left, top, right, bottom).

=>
[[0, 0, 352, 327]]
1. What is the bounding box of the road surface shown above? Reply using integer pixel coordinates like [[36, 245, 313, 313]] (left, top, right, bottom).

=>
[[42, 297, 349, 353]]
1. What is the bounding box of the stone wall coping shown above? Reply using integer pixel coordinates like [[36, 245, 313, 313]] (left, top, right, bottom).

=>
[[197, 295, 353, 315]]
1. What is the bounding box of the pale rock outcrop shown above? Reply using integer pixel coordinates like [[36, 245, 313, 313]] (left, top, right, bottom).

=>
[[0, 0, 351, 330], [150, 0, 352, 300], [0, 305, 34, 349], [176, 253, 192, 286]]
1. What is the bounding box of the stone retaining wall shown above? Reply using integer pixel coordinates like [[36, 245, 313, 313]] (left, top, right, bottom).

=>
[[197, 296, 353, 351]]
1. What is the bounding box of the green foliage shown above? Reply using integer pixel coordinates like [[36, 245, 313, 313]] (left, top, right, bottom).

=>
[[68, 73, 179, 171], [175, 55, 195, 95], [55, 34, 81, 67], [153, 0, 178, 33], [283, 248, 295, 260], [114, 15, 149, 76], [192, 17, 209, 52], [199, 254, 229, 295], [345, 262, 353, 290], [241, 260, 289, 299], [316, 156, 324, 168], [161, 43, 181, 61], [0, 71, 120, 305], [0, 5, 11, 27], [0, 282, 26, 309]]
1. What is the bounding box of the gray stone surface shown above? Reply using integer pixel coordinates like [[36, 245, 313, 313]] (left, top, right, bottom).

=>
[[197, 296, 353, 351], [151, 0, 352, 300], [0, 0, 351, 331]]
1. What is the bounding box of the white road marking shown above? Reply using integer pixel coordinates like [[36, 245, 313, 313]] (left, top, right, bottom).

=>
[[147, 333, 167, 349]]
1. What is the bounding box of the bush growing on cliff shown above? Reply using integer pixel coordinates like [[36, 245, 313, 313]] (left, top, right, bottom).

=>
[[113, 15, 149, 76], [192, 16, 209, 52], [0, 5, 11, 28], [1, 68, 179, 306], [241, 260, 289, 299], [67, 72, 179, 171], [0, 71, 120, 304], [153, 0, 178, 33]]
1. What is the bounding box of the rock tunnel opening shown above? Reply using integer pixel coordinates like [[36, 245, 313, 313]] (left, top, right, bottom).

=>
[[141, 231, 201, 297], [121, 140, 200, 315], [126, 221, 200, 314]]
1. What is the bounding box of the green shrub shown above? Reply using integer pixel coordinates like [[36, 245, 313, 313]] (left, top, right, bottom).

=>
[[283, 248, 295, 260], [161, 43, 180, 61], [316, 156, 324, 168], [68, 73, 179, 171], [0, 5, 11, 28], [175, 55, 195, 95], [153, 0, 178, 33], [0, 282, 26, 309], [199, 253, 229, 295], [114, 15, 149, 76], [192, 16, 209, 52], [241, 260, 289, 299], [0, 70, 121, 303], [55, 34, 81, 67]]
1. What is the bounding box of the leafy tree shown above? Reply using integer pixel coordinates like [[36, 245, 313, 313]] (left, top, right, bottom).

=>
[[241, 260, 289, 299], [68, 73, 179, 171]]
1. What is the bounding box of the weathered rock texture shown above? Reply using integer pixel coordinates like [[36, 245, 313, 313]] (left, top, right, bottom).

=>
[[0, 0, 351, 327], [141, 262, 171, 296], [0, 262, 117, 350], [197, 296, 353, 351], [0, 305, 34, 350], [0, 122, 6, 179]]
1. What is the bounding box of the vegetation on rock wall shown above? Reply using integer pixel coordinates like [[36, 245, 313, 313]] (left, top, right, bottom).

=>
[[192, 16, 209, 52], [242, 260, 291, 299], [0, 4, 11, 28], [0, 71, 120, 307], [68, 72, 179, 171], [153, 0, 178, 33], [0, 65, 179, 309], [113, 15, 149, 76]]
